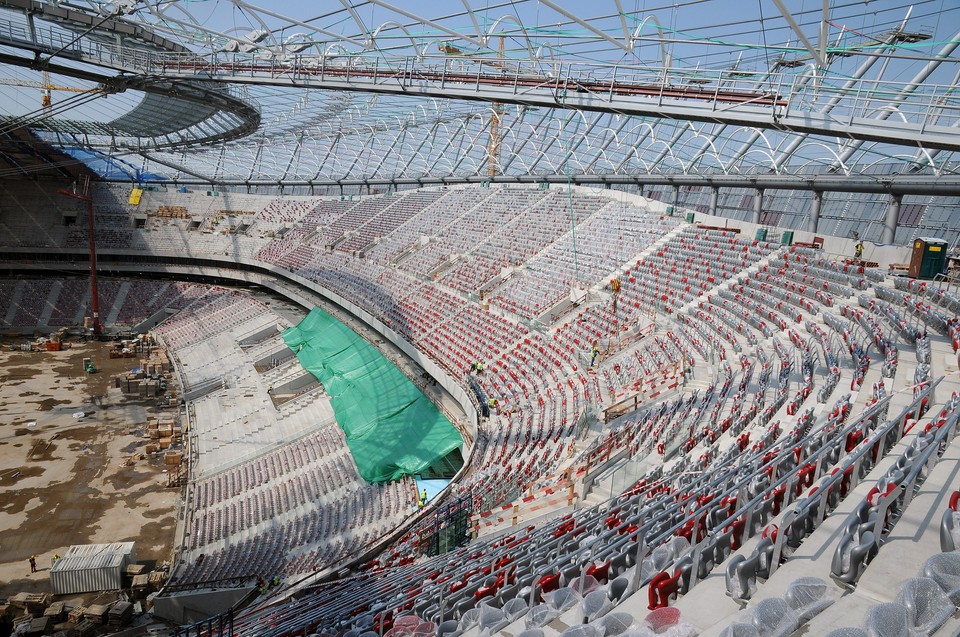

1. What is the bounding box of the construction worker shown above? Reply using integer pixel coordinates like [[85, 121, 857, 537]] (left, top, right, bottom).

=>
[[421, 489, 428, 506], [29, 555, 37, 573], [591, 343, 600, 367], [855, 240, 864, 260]]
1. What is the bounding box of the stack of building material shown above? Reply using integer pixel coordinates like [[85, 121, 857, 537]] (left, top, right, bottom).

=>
[[131, 573, 151, 597], [125, 563, 146, 576], [24, 616, 51, 635], [9, 593, 50, 617], [66, 607, 86, 624], [42, 601, 66, 623], [118, 375, 141, 395], [140, 379, 159, 397], [107, 601, 133, 629], [83, 604, 110, 625], [147, 571, 167, 589], [73, 619, 98, 637]]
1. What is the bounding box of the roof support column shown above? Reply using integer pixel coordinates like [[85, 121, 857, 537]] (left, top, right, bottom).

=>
[[883, 193, 902, 244], [709, 187, 719, 217], [753, 189, 763, 225], [672, 185, 680, 214], [808, 190, 822, 234]]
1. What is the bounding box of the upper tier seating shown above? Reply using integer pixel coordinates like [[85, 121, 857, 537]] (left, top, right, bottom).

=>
[[6, 183, 960, 637]]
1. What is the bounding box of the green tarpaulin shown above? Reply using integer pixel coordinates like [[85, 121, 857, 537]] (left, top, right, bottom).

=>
[[283, 307, 463, 484]]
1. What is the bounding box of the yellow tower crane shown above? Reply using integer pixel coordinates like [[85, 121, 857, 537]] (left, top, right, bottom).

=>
[[0, 71, 95, 113], [440, 36, 506, 177], [487, 36, 506, 178]]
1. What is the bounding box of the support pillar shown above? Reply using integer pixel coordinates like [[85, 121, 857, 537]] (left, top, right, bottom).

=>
[[752, 189, 763, 225], [709, 187, 719, 217], [672, 185, 680, 212], [808, 190, 822, 235], [883, 194, 902, 244]]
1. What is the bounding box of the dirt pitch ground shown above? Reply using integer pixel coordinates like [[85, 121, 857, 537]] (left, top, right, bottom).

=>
[[0, 337, 182, 599]]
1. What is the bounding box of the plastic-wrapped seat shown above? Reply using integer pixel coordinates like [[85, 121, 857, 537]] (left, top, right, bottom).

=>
[[457, 608, 481, 633], [354, 615, 375, 630], [583, 588, 613, 622], [524, 604, 560, 629], [595, 611, 633, 637], [923, 551, 960, 605], [717, 623, 759, 637], [395, 616, 422, 630], [451, 598, 473, 622], [570, 574, 601, 596], [865, 602, 909, 637], [641, 546, 673, 581], [751, 598, 798, 637], [667, 536, 691, 558], [501, 597, 528, 622], [477, 603, 507, 633], [545, 586, 582, 613], [897, 577, 952, 635], [725, 551, 762, 599], [560, 625, 601, 637], [644, 607, 680, 632], [822, 629, 868, 637], [516, 630, 544, 637], [784, 577, 836, 622]]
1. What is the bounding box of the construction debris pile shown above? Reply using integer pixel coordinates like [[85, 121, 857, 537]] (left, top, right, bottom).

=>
[[5, 328, 72, 352], [0, 565, 170, 636], [144, 418, 185, 467], [112, 337, 172, 400]]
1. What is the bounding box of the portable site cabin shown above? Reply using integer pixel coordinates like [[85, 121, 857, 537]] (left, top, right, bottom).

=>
[[49, 542, 137, 595]]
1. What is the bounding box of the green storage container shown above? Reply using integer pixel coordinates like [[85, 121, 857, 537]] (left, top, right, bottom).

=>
[[781, 230, 794, 246], [755, 227, 768, 241], [685, 212, 695, 223], [666, 205, 674, 216]]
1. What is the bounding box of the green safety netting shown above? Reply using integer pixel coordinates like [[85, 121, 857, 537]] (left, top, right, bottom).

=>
[[283, 307, 462, 484]]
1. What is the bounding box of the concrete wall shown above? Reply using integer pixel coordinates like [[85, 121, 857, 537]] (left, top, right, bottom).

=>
[[152, 587, 255, 624]]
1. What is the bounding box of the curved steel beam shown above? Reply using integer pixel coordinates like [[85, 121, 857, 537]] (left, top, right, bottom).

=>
[[628, 15, 669, 67]]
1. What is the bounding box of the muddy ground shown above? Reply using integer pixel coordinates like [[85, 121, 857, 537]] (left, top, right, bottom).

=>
[[0, 337, 181, 598]]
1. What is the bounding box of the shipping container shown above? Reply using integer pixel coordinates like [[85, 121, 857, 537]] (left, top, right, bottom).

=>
[[49, 543, 136, 595]]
